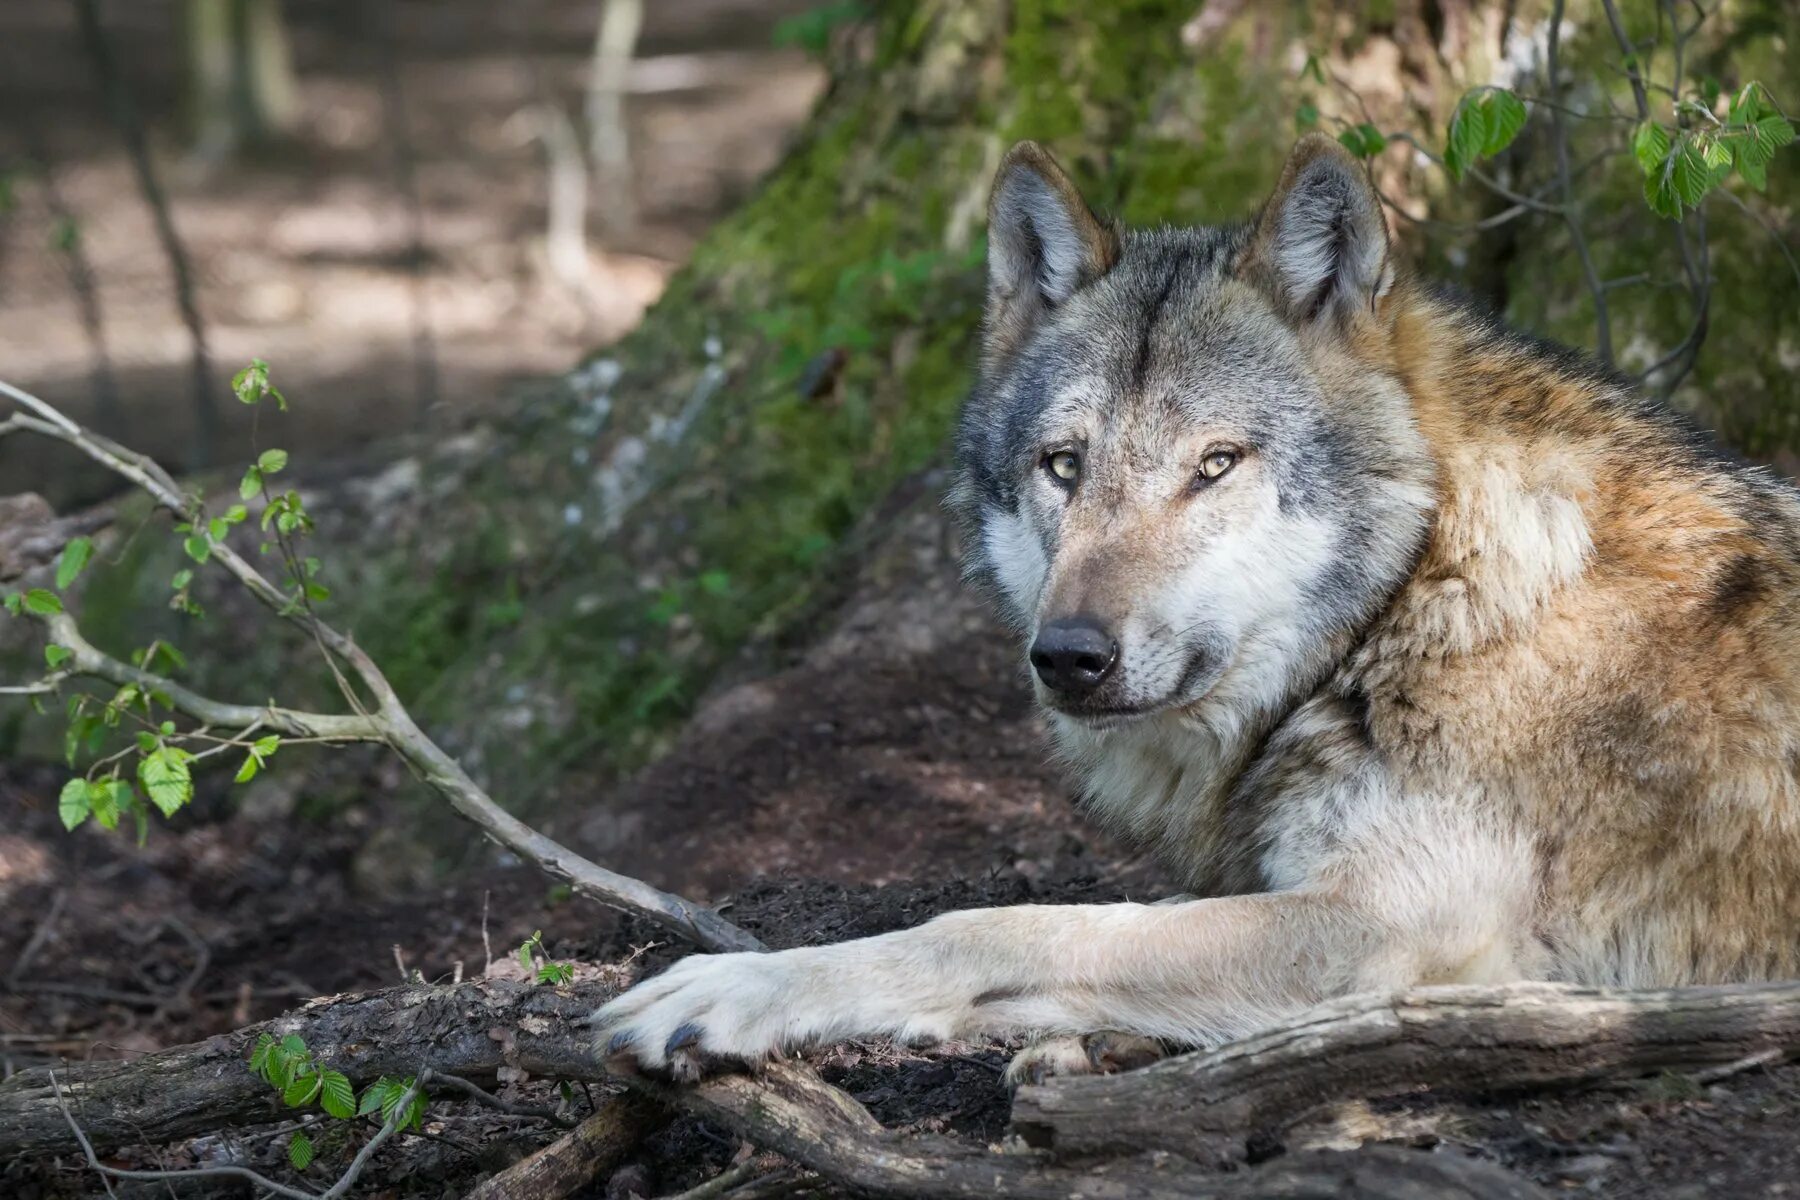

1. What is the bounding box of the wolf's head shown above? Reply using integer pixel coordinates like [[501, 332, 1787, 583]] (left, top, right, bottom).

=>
[[953, 135, 1435, 729]]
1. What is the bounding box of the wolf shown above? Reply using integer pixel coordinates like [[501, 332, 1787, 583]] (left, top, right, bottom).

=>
[[593, 133, 1800, 1084]]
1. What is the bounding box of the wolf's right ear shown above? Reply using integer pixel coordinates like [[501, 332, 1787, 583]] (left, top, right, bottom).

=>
[[983, 142, 1119, 367], [1239, 134, 1392, 330]]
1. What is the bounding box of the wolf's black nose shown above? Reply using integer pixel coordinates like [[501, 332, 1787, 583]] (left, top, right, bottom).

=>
[[1030, 618, 1119, 693]]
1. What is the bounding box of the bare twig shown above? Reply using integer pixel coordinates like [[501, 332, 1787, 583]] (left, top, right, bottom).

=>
[[7, 890, 69, 986], [71, 0, 220, 465], [367, 1, 439, 425], [1546, 0, 1614, 366], [51, 1070, 420, 1200], [1, 378, 764, 955], [426, 1069, 576, 1127]]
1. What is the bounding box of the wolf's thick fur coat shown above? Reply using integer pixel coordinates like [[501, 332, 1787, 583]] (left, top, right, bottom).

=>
[[593, 135, 1800, 1081]]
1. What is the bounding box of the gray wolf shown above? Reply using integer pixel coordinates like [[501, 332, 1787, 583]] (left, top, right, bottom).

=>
[[593, 133, 1800, 1084]]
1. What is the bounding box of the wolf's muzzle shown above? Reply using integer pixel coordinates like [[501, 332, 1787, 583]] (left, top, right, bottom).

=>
[[1030, 616, 1119, 694]]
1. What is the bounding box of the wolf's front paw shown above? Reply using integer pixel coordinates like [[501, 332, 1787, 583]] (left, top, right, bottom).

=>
[[1003, 1031, 1167, 1089], [590, 951, 806, 1082]]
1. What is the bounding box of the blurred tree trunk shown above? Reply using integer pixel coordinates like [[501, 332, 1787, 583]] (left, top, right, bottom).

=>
[[184, 0, 299, 160]]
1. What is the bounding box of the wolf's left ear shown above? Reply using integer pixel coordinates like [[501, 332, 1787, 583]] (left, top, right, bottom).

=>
[[1240, 134, 1392, 328], [983, 141, 1119, 366]]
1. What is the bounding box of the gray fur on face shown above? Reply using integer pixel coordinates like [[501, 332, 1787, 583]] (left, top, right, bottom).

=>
[[953, 214, 1432, 725]]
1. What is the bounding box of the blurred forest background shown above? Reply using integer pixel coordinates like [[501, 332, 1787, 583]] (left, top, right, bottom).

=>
[[3, 2, 1800, 1196], [0, 0, 825, 501]]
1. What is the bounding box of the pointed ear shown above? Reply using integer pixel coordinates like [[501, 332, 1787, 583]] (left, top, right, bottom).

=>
[[1239, 134, 1392, 328], [983, 141, 1119, 366]]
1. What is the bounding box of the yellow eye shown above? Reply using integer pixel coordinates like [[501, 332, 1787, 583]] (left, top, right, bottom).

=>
[[1045, 450, 1082, 484], [1199, 450, 1237, 481]]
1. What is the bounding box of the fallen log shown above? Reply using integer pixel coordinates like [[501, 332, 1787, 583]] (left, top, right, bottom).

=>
[[7, 977, 1796, 1198], [0, 977, 615, 1158], [639, 1060, 1549, 1199], [1010, 980, 1800, 1165]]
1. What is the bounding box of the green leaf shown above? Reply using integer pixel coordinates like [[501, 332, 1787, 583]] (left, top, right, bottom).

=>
[[258, 449, 288, 475], [23, 589, 62, 616], [1643, 161, 1682, 219], [402, 1089, 427, 1131], [224, 504, 248, 524], [240, 467, 263, 501], [249, 1032, 276, 1077], [379, 1078, 415, 1126], [1444, 94, 1489, 180], [183, 534, 211, 564], [318, 1069, 356, 1118], [1479, 89, 1527, 157], [138, 747, 194, 817], [253, 734, 282, 757], [1336, 123, 1384, 158], [1672, 137, 1714, 207], [288, 1130, 314, 1172], [90, 780, 120, 831], [235, 754, 260, 784], [1294, 101, 1319, 130], [232, 359, 268, 405], [59, 778, 91, 830], [1633, 121, 1671, 176], [171, 569, 193, 590], [56, 537, 93, 590], [208, 517, 230, 542], [358, 1078, 395, 1117], [3, 592, 20, 616], [283, 1069, 322, 1108], [45, 644, 71, 670]]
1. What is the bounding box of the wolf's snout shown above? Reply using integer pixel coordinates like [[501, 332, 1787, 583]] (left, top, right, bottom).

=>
[[1030, 617, 1119, 694]]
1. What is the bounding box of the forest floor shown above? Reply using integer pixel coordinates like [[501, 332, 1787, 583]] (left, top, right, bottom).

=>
[[5, 485, 1800, 1198]]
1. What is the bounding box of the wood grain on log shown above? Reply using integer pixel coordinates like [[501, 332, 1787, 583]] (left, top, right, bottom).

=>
[[463, 1094, 663, 1200], [1010, 981, 1800, 1165]]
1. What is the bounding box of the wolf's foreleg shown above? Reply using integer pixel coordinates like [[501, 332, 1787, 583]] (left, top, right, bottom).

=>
[[591, 891, 1423, 1078]]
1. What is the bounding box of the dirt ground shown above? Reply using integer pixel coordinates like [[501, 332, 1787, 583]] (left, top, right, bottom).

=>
[[6, 483, 1800, 1197], [0, 0, 824, 505]]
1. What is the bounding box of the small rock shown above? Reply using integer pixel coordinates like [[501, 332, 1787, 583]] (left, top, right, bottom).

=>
[[1556, 1154, 1614, 1182]]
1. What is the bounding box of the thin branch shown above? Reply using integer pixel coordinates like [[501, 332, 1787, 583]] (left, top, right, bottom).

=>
[[424, 1069, 577, 1128], [1546, 0, 1614, 365], [1712, 186, 1800, 291], [71, 0, 220, 465], [1599, 0, 1654, 121], [54, 1069, 328, 1200], [1, 378, 764, 955]]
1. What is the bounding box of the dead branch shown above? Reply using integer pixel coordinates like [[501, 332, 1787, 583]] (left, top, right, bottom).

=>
[[463, 1094, 664, 1200], [0, 378, 764, 956], [1009, 980, 1800, 1165]]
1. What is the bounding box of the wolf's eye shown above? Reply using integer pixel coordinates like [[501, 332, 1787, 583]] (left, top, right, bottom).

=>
[[1198, 450, 1237, 482], [1044, 449, 1082, 485]]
